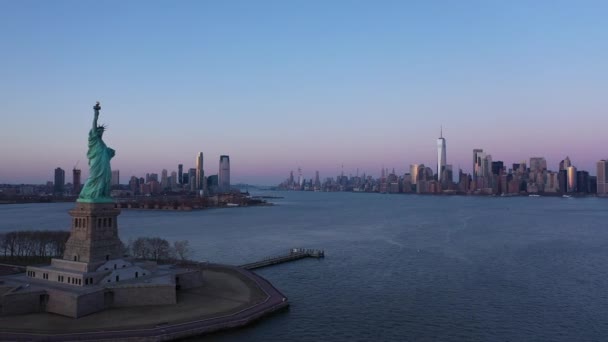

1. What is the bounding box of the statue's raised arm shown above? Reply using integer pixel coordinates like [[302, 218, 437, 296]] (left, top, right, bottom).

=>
[[92, 101, 101, 132], [78, 101, 115, 203]]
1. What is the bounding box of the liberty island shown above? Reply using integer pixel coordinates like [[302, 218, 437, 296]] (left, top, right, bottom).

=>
[[0, 103, 289, 341]]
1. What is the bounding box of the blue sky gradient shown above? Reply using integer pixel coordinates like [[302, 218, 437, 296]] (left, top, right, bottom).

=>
[[1, 1, 607, 184]]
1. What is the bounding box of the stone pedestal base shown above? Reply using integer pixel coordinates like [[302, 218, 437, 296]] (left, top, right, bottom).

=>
[[63, 202, 123, 264]]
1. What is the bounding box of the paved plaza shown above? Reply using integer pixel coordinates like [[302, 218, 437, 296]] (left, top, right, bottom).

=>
[[0, 265, 286, 340]]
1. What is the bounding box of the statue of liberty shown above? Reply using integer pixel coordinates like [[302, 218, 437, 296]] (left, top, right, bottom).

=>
[[78, 102, 115, 203]]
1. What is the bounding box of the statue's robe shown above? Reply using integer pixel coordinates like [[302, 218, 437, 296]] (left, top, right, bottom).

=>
[[78, 128, 115, 202]]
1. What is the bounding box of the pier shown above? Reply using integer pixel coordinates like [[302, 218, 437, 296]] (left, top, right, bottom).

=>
[[240, 248, 325, 270]]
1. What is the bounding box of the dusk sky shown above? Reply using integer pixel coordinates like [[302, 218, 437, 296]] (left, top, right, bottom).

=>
[[1, 1, 607, 185]]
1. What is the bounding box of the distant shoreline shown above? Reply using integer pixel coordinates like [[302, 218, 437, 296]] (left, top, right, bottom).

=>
[[0, 192, 273, 207], [1, 192, 606, 206], [0, 197, 77, 205], [272, 190, 606, 199], [119, 202, 274, 211]]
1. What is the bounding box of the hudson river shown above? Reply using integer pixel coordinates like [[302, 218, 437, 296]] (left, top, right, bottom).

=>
[[2, 193, 608, 341]]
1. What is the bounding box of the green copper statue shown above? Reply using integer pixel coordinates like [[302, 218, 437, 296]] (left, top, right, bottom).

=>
[[77, 102, 115, 203]]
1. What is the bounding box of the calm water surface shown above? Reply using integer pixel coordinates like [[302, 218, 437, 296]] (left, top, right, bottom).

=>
[[1, 193, 608, 341]]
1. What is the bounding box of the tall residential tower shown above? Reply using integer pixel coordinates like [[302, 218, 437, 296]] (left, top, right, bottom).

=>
[[437, 127, 446, 182], [196, 152, 204, 191], [597, 160, 608, 195], [72, 168, 82, 195], [473, 149, 484, 181], [54, 167, 65, 194], [219, 155, 230, 192], [567, 165, 577, 193], [111, 170, 120, 186]]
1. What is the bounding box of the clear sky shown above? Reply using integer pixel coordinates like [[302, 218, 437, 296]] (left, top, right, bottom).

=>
[[1, 0, 607, 185]]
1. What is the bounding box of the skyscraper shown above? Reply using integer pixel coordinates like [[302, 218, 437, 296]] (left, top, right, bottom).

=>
[[178, 164, 183, 185], [529, 157, 547, 173], [473, 149, 484, 181], [207, 175, 219, 194], [314, 171, 321, 188], [298, 167, 303, 187], [437, 127, 446, 182], [111, 170, 120, 186], [483, 154, 493, 187], [410, 164, 420, 185], [491, 161, 504, 176], [567, 165, 577, 193], [558, 169, 568, 193], [545, 172, 559, 193], [559, 156, 571, 171], [442, 165, 453, 187], [576, 170, 589, 193], [188, 168, 197, 191], [161, 169, 168, 190], [473, 149, 493, 189], [54, 167, 65, 195], [129, 176, 139, 194], [597, 160, 608, 195], [170, 171, 178, 189], [148, 173, 159, 182], [219, 155, 230, 192], [72, 168, 81, 195], [196, 152, 204, 191]]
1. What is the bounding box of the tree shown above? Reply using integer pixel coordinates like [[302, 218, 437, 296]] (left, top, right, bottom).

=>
[[132, 237, 151, 259], [173, 240, 192, 261], [148, 237, 170, 260], [0, 230, 69, 260], [5, 232, 17, 257], [0, 233, 6, 257]]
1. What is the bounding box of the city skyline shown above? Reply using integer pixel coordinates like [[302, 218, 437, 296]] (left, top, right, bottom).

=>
[[34, 135, 604, 197], [1, 1, 608, 184], [3, 133, 608, 186]]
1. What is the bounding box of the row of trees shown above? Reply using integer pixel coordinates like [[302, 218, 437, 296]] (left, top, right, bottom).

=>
[[0, 230, 193, 262], [126, 237, 192, 261], [0, 230, 70, 258]]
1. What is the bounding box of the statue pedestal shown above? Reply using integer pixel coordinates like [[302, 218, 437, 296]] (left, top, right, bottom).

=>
[[63, 202, 123, 264]]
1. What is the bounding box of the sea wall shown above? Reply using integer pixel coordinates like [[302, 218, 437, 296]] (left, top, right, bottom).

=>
[[1, 288, 46, 315], [176, 269, 204, 290], [45, 288, 79, 317]]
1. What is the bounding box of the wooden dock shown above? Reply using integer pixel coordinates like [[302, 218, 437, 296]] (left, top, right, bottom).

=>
[[239, 248, 325, 270]]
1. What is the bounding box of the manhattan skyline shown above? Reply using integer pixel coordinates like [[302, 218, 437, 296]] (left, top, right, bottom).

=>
[[1, 1, 607, 184]]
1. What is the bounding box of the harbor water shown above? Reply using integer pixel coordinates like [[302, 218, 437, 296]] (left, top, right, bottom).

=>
[[1, 192, 608, 341]]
